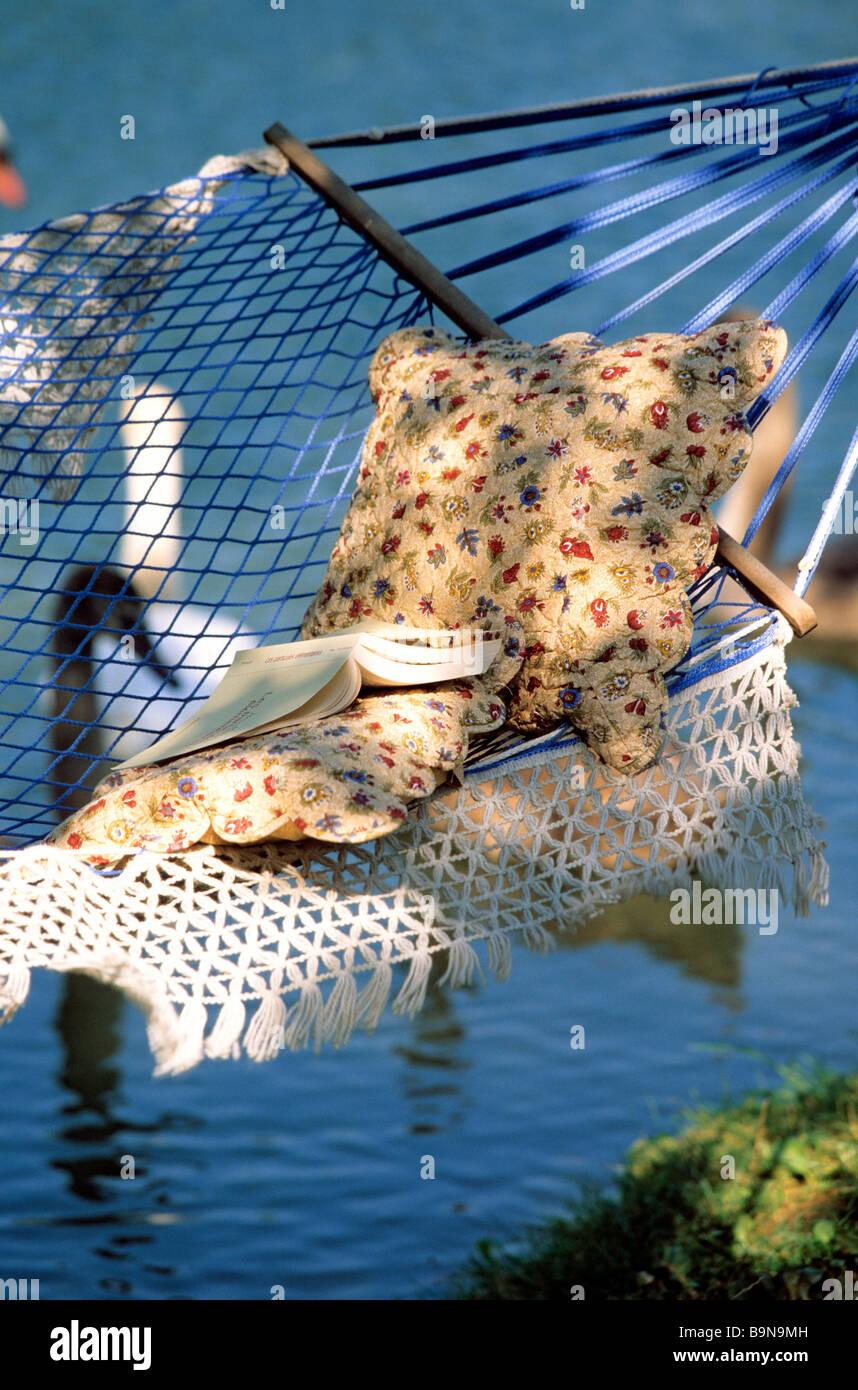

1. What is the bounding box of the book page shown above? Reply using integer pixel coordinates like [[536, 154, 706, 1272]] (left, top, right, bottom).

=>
[[229, 632, 365, 670], [355, 632, 503, 684], [230, 624, 487, 669], [232, 662, 361, 737], [113, 624, 504, 771], [115, 651, 353, 769]]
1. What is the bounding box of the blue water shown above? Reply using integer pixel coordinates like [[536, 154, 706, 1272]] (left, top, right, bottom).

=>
[[1, 0, 857, 1300]]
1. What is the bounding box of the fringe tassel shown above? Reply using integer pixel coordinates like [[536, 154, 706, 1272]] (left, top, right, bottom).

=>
[[485, 932, 513, 982], [757, 854, 780, 896], [244, 990, 288, 1062], [148, 1000, 188, 1078], [440, 936, 483, 989], [393, 950, 433, 1016], [0, 963, 31, 1024], [320, 972, 359, 1048], [721, 845, 746, 886], [521, 920, 555, 954], [355, 962, 392, 1033], [809, 845, 830, 908], [153, 999, 208, 1076], [205, 995, 246, 1060], [697, 846, 728, 884], [792, 853, 811, 919], [280, 982, 324, 1051]]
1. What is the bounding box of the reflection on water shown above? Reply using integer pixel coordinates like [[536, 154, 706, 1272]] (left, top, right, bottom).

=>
[[52, 976, 152, 1291], [550, 895, 744, 999], [53, 975, 127, 1202], [396, 979, 471, 1138], [0, 0, 854, 1303], [49, 973, 206, 1292], [393, 894, 743, 1145], [51, 891, 744, 1184]]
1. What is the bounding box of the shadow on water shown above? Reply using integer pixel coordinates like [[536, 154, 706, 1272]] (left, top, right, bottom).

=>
[[553, 894, 744, 1001], [393, 894, 744, 1140], [395, 979, 472, 1138], [53, 974, 129, 1201], [50, 973, 208, 1293]]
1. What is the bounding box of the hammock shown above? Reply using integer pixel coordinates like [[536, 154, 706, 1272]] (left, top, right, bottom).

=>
[[1, 60, 854, 1072]]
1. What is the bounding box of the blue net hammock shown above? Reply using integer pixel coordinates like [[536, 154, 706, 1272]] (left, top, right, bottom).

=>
[[0, 62, 851, 1069]]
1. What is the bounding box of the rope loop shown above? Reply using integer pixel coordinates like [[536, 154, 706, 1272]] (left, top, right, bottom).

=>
[[739, 66, 778, 109], [822, 71, 858, 135]]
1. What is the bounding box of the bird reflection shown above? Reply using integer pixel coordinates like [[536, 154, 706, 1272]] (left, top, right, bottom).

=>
[[51, 972, 193, 1291], [52, 973, 129, 1202], [394, 967, 471, 1138]]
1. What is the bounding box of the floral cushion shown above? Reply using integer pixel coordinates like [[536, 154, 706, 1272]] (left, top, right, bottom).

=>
[[46, 679, 505, 867], [302, 319, 787, 770]]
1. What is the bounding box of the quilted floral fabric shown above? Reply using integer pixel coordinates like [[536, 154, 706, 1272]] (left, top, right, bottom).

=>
[[302, 319, 788, 770], [46, 679, 506, 867]]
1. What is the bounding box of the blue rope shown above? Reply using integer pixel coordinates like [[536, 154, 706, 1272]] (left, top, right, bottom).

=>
[[739, 66, 779, 108], [683, 186, 858, 334], [360, 78, 839, 206], [494, 112, 858, 322], [761, 210, 858, 324], [798, 408, 858, 594], [821, 70, 858, 134], [400, 90, 838, 238], [598, 169, 858, 336], [445, 104, 858, 281], [747, 249, 858, 430], [310, 61, 858, 145], [744, 313, 858, 554]]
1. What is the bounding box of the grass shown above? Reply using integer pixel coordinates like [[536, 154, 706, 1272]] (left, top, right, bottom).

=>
[[450, 1064, 858, 1300]]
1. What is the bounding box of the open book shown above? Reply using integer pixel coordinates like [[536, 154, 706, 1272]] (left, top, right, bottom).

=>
[[115, 622, 504, 770]]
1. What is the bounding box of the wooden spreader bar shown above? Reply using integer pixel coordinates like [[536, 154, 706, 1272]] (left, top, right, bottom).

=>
[[263, 122, 818, 638]]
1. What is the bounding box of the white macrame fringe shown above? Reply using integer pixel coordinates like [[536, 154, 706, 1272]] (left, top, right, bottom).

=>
[[0, 628, 829, 1075], [0, 962, 31, 1023]]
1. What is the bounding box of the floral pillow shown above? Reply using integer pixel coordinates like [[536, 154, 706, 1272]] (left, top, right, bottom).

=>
[[301, 319, 788, 770], [47, 678, 506, 867]]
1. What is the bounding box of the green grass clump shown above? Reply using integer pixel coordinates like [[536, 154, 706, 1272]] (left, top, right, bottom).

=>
[[452, 1067, 858, 1300]]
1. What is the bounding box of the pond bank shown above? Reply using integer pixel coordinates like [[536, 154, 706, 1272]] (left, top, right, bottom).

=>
[[450, 1066, 858, 1300]]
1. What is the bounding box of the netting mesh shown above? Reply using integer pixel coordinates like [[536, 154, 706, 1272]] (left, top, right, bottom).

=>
[[0, 158, 431, 838]]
